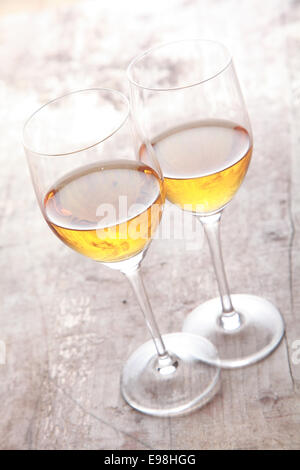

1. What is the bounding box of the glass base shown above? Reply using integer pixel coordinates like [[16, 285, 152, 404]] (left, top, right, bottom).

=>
[[182, 294, 285, 368], [120, 333, 220, 417]]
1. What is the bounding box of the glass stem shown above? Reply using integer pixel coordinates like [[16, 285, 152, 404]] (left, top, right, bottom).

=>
[[198, 212, 242, 331], [123, 265, 178, 372]]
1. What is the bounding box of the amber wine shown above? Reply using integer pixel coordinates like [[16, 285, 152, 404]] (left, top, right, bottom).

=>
[[44, 160, 164, 262], [150, 120, 252, 214]]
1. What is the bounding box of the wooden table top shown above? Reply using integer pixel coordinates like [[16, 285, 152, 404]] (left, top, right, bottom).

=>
[[0, 0, 299, 450]]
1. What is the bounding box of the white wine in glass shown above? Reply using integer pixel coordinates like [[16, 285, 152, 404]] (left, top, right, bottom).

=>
[[43, 160, 164, 262], [148, 119, 252, 214], [23, 88, 220, 416], [128, 39, 284, 368]]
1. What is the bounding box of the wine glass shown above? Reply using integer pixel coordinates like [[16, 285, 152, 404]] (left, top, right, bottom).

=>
[[23, 88, 220, 416], [127, 39, 285, 368]]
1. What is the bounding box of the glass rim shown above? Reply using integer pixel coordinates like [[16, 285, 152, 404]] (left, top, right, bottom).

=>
[[126, 38, 233, 92], [22, 88, 130, 157]]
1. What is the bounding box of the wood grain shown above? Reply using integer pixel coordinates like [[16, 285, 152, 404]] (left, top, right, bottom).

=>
[[0, 0, 299, 450]]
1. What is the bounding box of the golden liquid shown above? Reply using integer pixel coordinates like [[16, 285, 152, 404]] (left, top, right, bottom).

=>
[[151, 120, 252, 214], [43, 160, 164, 262]]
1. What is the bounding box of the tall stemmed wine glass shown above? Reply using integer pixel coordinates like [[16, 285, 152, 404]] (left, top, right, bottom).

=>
[[23, 88, 220, 416], [127, 40, 285, 368]]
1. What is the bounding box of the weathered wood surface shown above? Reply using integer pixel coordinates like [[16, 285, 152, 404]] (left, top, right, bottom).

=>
[[0, 0, 299, 450]]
